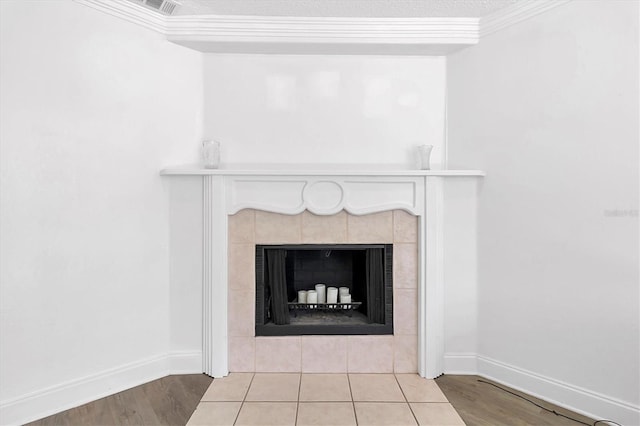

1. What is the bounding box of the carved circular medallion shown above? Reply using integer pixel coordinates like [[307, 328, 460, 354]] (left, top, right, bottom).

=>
[[303, 181, 344, 213]]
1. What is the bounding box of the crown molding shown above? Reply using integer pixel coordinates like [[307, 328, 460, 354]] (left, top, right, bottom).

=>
[[75, 0, 166, 33], [76, 0, 572, 54], [165, 15, 479, 54], [480, 0, 572, 38], [164, 15, 479, 42]]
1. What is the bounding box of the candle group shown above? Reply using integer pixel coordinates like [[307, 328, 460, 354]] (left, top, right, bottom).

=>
[[296, 285, 352, 309]]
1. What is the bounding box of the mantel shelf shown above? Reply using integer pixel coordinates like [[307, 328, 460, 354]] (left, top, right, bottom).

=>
[[160, 164, 485, 177]]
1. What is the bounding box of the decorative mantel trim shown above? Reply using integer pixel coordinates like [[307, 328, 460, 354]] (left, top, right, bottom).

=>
[[162, 166, 484, 379], [227, 177, 422, 216]]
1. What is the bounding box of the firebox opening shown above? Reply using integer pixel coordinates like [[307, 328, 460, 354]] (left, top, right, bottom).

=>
[[255, 244, 393, 336]]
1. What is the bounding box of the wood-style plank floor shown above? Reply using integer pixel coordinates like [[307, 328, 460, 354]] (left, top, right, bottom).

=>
[[436, 375, 595, 426], [28, 374, 596, 425], [26, 374, 212, 426]]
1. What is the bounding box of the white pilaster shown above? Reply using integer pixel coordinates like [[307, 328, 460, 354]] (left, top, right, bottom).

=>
[[423, 176, 445, 378], [202, 175, 228, 377]]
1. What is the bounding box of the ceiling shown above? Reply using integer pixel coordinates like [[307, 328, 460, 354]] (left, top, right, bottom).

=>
[[173, 0, 520, 17]]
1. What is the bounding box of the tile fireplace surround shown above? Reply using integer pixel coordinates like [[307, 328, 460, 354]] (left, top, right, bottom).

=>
[[229, 209, 417, 373], [162, 166, 483, 380]]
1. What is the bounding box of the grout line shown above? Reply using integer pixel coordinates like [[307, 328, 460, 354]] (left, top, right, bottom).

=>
[[233, 373, 255, 425], [395, 374, 420, 426], [346, 373, 359, 425], [251, 210, 256, 243], [295, 373, 302, 425], [346, 211, 350, 243], [298, 213, 302, 243], [392, 211, 396, 243]]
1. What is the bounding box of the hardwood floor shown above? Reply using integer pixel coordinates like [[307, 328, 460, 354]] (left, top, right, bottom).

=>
[[27, 373, 596, 425], [26, 374, 212, 426], [436, 375, 595, 426]]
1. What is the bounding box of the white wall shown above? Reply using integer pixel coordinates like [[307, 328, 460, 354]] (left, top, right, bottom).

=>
[[168, 176, 203, 362], [443, 178, 479, 373], [447, 1, 639, 423], [203, 54, 446, 168], [0, 1, 202, 423]]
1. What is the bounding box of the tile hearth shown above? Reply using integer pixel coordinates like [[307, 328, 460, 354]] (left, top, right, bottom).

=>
[[187, 373, 465, 426]]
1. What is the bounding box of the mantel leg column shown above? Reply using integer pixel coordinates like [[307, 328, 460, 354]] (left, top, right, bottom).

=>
[[203, 175, 229, 377], [421, 176, 445, 379]]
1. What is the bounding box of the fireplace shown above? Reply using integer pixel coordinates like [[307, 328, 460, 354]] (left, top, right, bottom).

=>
[[161, 168, 484, 377], [255, 244, 394, 336]]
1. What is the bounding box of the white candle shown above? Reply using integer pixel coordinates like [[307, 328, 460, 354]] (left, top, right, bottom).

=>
[[298, 290, 307, 303], [340, 293, 351, 308], [307, 290, 317, 308], [327, 287, 338, 304], [339, 287, 350, 296], [315, 284, 326, 304]]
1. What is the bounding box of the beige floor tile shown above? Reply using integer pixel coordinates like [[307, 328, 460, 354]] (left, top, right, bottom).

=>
[[297, 402, 357, 426], [245, 373, 301, 401], [396, 374, 448, 403], [235, 402, 297, 426], [201, 373, 254, 401], [299, 374, 352, 401], [410, 403, 465, 425], [186, 402, 242, 426], [348, 374, 405, 402], [354, 402, 417, 426]]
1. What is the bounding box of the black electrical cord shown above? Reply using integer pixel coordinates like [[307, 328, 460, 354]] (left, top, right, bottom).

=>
[[477, 379, 623, 426]]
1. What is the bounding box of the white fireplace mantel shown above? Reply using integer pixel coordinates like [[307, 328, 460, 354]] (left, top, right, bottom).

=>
[[160, 164, 484, 177], [161, 164, 484, 379]]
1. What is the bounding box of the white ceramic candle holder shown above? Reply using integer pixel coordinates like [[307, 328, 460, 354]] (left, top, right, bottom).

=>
[[417, 144, 433, 170], [202, 140, 221, 169]]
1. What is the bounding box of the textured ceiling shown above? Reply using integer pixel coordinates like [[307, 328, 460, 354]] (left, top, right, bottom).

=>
[[174, 0, 520, 17]]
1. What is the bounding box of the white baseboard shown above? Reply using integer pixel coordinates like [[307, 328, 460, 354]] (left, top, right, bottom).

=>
[[443, 352, 478, 374], [0, 351, 203, 426], [168, 350, 203, 374], [476, 355, 640, 426]]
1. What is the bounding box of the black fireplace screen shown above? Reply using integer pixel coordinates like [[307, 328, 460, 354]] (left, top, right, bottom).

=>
[[256, 244, 393, 336]]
